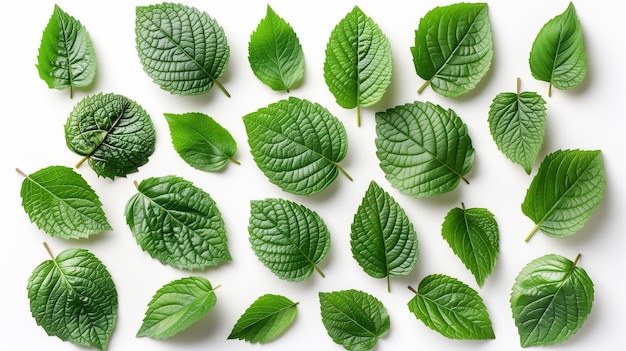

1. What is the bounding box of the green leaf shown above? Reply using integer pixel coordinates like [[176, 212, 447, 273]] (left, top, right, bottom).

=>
[[407, 274, 494, 340], [522, 149, 605, 241], [350, 181, 418, 292], [319, 289, 390, 351], [137, 276, 218, 339], [511, 253, 594, 347], [228, 294, 298, 344], [27, 244, 118, 351], [248, 5, 304, 92], [248, 198, 330, 282], [529, 2, 587, 97], [125, 175, 231, 270], [324, 5, 393, 126], [441, 204, 499, 287], [135, 2, 230, 96], [375, 101, 474, 198], [164, 112, 238, 172], [64, 93, 156, 179], [36, 4, 96, 98], [411, 2, 493, 97], [243, 97, 351, 196]]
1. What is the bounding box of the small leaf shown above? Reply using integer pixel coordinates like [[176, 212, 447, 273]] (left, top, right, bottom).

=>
[[319, 289, 390, 351], [228, 294, 298, 344]]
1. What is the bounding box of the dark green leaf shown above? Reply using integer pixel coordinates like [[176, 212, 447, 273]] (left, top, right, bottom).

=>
[[228, 294, 298, 344]]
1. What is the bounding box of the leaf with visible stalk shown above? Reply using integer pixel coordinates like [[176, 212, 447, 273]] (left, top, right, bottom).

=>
[[228, 294, 298, 343]]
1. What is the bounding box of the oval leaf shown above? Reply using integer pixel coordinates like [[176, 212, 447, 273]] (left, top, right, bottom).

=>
[[228, 294, 298, 344]]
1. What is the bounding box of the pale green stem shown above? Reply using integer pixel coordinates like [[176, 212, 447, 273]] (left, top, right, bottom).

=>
[[75, 155, 89, 169], [516, 77, 521, 95], [572, 253, 582, 267], [548, 82, 552, 98], [387, 275, 391, 293], [214, 79, 230, 98], [335, 163, 353, 181], [314, 264, 326, 278], [524, 223, 541, 242], [230, 157, 241, 165], [69, 85, 74, 99], [356, 105, 361, 127], [417, 80, 430, 94]]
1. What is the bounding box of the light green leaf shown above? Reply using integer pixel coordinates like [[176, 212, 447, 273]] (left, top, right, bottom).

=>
[[248, 5, 304, 92], [164, 112, 238, 172], [319, 289, 390, 351], [408, 274, 494, 340], [350, 181, 418, 292], [411, 2, 493, 97], [375, 101, 474, 198], [324, 5, 393, 126], [243, 97, 351, 196], [135, 2, 230, 96], [522, 149, 605, 241], [511, 253, 594, 347], [125, 175, 231, 270], [137, 276, 218, 339], [248, 198, 330, 282], [228, 294, 298, 344]]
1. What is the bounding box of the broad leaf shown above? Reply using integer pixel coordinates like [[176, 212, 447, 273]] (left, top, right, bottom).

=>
[[36, 4, 96, 98], [411, 2, 493, 97], [164, 112, 238, 172], [135, 2, 230, 96], [375, 101, 474, 198], [248, 5, 304, 92], [64, 93, 156, 179], [27, 245, 117, 351], [324, 6, 393, 126], [248, 198, 330, 281], [228, 294, 298, 344], [511, 254, 594, 347], [243, 97, 350, 196], [408, 274, 494, 340], [522, 149, 605, 241], [18, 166, 111, 239], [350, 181, 418, 292], [125, 175, 231, 270], [319, 289, 390, 351], [137, 276, 218, 339]]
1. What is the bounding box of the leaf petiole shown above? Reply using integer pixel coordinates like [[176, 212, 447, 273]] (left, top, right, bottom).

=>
[[408, 285, 418, 294], [524, 223, 540, 242], [43, 242, 55, 260]]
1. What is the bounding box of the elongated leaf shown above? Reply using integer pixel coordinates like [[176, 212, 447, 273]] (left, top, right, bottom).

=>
[[248, 5, 304, 92], [411, 2, 493, 97], [522, 149, 605, 241], [243, 97, 350, 196], [375, 101, 474, 198], [137, 276, 218, 339], [36, 4, 96, 98], [228, 294, 298, 344], [319, 289, 390, 351], [350, 181, 418, 292], [248, 198, 330, 281], [324, 5, 393, 126], [511, 254, 594, 347], [19, 166, 111, 239], [64, 93, 156, 179], [125, 175, 231, 270], [407, 274, 494, 340], [135, 3, 230, 96]]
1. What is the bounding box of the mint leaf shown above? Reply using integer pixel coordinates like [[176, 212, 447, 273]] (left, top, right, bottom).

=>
[[248, 198, 330, 281], [350, 181, 418, 292], [511, 254, 594, 347], [125, 175, 231, 270], [135, 2, 230, 96], [228, 294, 298, 344], [248, 5, 304, 92], [375, 101, 474, 198], [137, 276, 218, 339], [411, 2, 493, 97], [324, 5, 393, 126], [36, 4, 96, 98]]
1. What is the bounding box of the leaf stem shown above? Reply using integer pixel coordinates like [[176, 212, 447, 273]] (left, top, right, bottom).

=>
[[387, 276, 391, 293], [548, 82, 552, 97], [214, 79, 230, 98], [70, 85, 74, 99], [524, 223, 540, 242], [43, 242, 55, 260], [407, 285, 417, 294], [572, 253, 582, 267], [461, 175, 470, 185], [230, 157, 241, 165], [356, 105, 361, 127], [75, 155, 89, 169], [335, 163, 353, 181], [417, 80, 430, 94], [516, 77, 521, 95], [15, 168, 28, 178], [313, 264, 325, 278], [212, 284, 222, 291]]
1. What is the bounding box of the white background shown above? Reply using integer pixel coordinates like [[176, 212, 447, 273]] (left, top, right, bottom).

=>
[[1, 0, 625, 350]]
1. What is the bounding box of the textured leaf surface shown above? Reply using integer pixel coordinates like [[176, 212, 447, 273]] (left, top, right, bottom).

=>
[[228, 294, 298, 344]]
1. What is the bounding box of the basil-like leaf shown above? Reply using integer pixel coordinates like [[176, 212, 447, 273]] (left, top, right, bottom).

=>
[[125, 175, 231, 270], [228, 294, 298, 344]]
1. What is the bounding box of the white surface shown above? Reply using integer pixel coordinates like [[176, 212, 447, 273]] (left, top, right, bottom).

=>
[[2, 0, 625, 350]]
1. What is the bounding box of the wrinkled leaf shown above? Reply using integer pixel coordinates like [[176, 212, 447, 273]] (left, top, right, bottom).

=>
[[228, 294, 298, 344]]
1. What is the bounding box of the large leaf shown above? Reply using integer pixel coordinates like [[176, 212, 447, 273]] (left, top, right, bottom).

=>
[[324, 5, 393, 126], [228, 294, 298, 344], [125, 175, 231, 270], [511, 254, 594, 347], [243, 97, 350, 196], [64, 93, 156, 179], [375, 101, 474, 198], [350, 181, 418, 292], [135, 2, 230, 96], [411, 2, 493, 97]]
